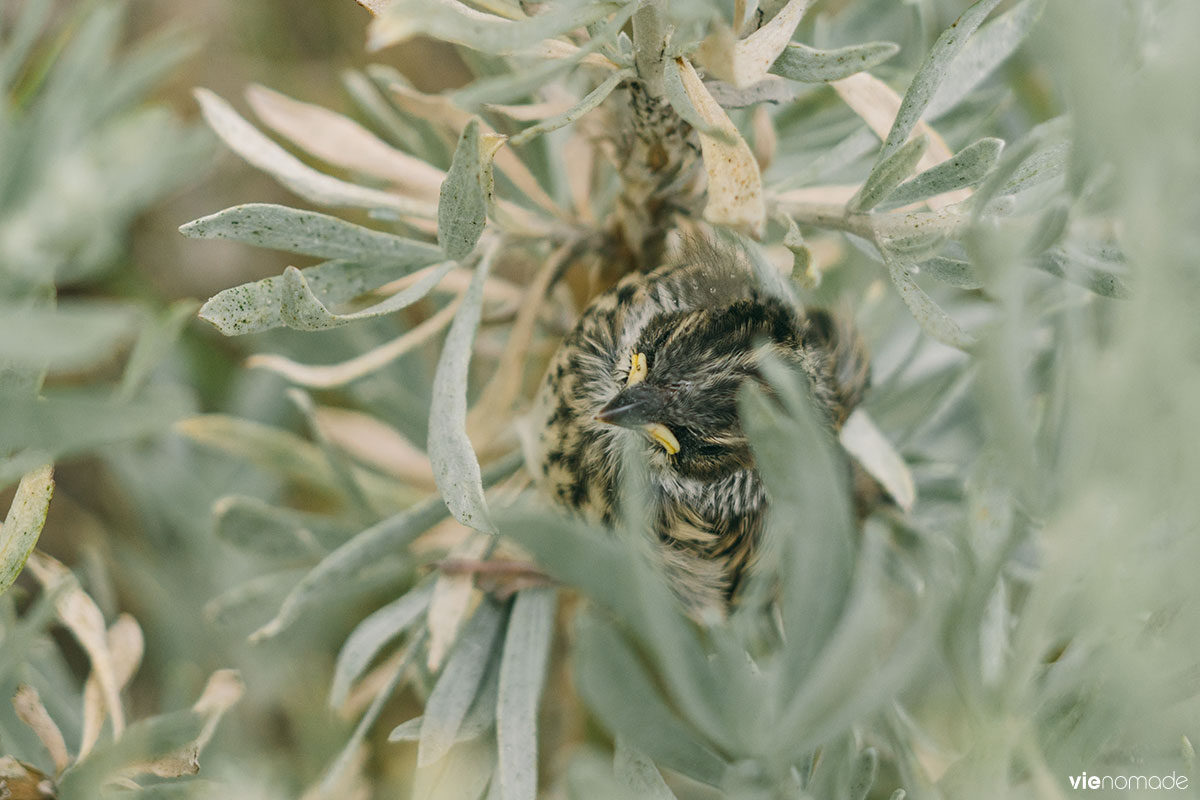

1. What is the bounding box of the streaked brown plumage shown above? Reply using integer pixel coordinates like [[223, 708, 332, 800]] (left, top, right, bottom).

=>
[[528, 241, 869, 616]]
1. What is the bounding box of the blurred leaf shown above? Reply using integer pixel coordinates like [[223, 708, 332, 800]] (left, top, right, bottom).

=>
[[250, 496, 449, 641], [613, 737, 677, 799], [496, 587, 556, 800], [849, 747, 879, 800], [1, 386, 190, 489], [574, 610, 730, 787], [915, 256, 983, 290], [80, 614, 145, 760], [116, 299, 199, 403], [0, 302, 137, 372], [885, 256, 976, 349], [875, 0, 1003, 165], [176, 415, 415, 511], [0, 465, 53, 596], [928, 0, 1048, 119], [323, 634, 423, 793], [11, 683, 70, 774], [411, 733, 495, 800], [771, 41, 900, 83], [330, 580, 434, 708], [193, 89, 434, 218], [0, 0, 53, 92], [211, 495, 343, 560], [369, 0, 623, 55], [418, 598, 505, 767], [24, 553, 125, 739], [840, 410, 916, 512], [879, 138, 1003, 211], [1035, 246, 1130, 299], [851, 135, 928, 213], [181, 203, 443, 263], [428, 242, 499, 533]]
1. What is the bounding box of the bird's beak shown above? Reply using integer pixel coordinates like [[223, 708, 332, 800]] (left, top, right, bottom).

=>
[[595, 383, 665, 428]]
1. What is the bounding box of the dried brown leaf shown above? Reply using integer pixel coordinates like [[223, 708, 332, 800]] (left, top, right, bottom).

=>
[[676, 57, 766, 237], [13, 685, 70, 775], [79, 614, 144, 760], [246, 84, 445, 203]]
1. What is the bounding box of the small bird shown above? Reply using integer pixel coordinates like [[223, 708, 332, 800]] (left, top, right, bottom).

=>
[[528, 240, 870, 616]]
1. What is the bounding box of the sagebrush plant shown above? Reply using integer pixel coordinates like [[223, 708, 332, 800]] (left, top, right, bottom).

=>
[[0, 1, 247, 797], [4, 0, 1195, 797]]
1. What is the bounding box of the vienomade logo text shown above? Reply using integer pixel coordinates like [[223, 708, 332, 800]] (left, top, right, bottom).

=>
[[1068, 772, 1189, 791]]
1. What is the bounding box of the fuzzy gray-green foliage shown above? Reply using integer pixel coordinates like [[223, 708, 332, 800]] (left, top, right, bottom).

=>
[[4, 0, 1197, 798]]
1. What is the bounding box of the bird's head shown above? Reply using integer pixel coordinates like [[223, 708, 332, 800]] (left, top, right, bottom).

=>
[[596, 294, 806, 481]]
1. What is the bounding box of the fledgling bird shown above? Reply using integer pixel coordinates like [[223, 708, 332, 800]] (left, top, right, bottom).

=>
[[528, 241, 870, 616]]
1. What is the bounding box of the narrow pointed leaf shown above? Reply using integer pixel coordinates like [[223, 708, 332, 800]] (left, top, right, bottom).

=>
[[181, 203, 443, 263], [928, 0, 1048, 118], [497, 587, 557, 800], [194, 88, 434, 217], [770, 41, 899, 83], [419, 599, 505, 766], [879, 137, 1002, 210], [278, 260, 454, 331], [331, 581, 434, 707], [850, 135, 928, 212], [428, 244, 499, 533], [886, 257, 976, 350], [876, 0, 1003, 164], [0, 466, 54, 596], [439, 119, 489, 261], [250, 496, 450, 641]]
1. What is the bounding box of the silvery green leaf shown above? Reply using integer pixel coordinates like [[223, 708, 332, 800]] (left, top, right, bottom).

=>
[[915, 257, 983, 290], [702, 78, 802, 108], [391, 647, 501, 744], [1035, 247, 1130, 299], [839, 410, 916, 512], [0, 302, 138, 372], [509, 69, 631, 147], [439, 119, 489, 261], [419, 599, 505, 766], [193, 89, 434, 218], [211, 495, 340, 560], [850, 135, 928, 213], [770, 41, 900, 83], [614, 737, 678, 800], [0, 466, 54, 597], [849, 747, 878, 800], [322, 633, 424, 793], [574, 610, 730, 787], [885, 256, 976, 350], [1023, 201, 1069, 255], [879, 138, 1003, 211], [428, 244, 498, 534], [662, 56, 737, 144], [198, 259, 418, 336], [202, 571, 304, 631], [369, 0, 623, 55], [278, 260, 454, 331], [330, 581, 434, 708], [454, 7, 633, 111], [116, 299, 198, 402], [177, 414, 416, 513], [739, 366, 853, 681], [497, 587, 557, 800], [249, 496, 450, 642], [876, 0, 1003, 165], [928, 0, 1048, 119], [180, 203, 443, 263], [0, 0, 52, 91], [0, 386, 190, 489]]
